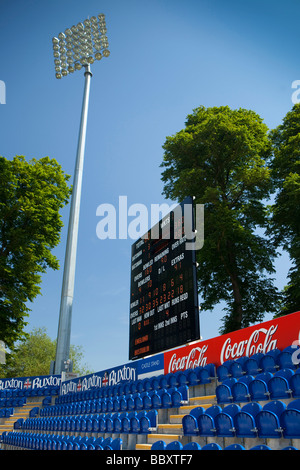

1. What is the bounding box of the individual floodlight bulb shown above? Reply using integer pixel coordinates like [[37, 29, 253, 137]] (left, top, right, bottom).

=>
[[87, 56, 94, 64], [58, 32, 66, 40], [56, 72, 62, 79], [103, 49, 110, 57], [75, 62, 82, 70], [95, 52, 102, 60], [52, 37, 59, 44], [61, 69, 68, 76], [68, 65, 75, 73]]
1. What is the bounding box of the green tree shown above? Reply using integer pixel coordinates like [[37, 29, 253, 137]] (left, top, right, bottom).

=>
[[269, 103, 300, 316], [0, 156, 71, 350], [0, 327, 93, 378], [161, 105, 280, 334]]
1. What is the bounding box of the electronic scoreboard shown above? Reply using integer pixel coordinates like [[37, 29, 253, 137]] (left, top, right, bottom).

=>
[[129, 196, 200, 360]]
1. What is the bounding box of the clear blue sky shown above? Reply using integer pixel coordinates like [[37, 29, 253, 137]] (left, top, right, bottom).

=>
[[0, 0, 298, 373]]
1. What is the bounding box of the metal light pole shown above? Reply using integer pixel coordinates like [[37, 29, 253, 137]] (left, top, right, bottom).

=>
[[51, 15, 110, 374]]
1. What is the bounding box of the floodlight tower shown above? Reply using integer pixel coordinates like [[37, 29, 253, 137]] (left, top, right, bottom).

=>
[[51, 14, 110, 375]]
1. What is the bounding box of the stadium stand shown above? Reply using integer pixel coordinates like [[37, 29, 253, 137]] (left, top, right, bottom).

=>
[[1, 345, 300, 450]]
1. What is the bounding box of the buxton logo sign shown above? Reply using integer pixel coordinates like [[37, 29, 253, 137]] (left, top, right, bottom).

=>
[[164, 311, 300, 372]]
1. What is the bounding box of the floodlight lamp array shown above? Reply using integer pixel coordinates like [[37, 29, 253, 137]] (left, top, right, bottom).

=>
[[52, 14, 110, 79]]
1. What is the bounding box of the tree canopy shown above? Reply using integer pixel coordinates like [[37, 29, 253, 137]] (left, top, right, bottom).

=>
[[269, 103, 300, 316], [0, 327, 92, 378], [161, 105, 280, 333], [0, 156, 71, 350]]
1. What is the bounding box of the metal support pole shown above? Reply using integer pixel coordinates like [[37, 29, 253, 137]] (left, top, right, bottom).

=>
[[54, 65, 92, 375]]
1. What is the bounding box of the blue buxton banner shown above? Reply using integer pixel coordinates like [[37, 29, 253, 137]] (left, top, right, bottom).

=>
[[0, 374, 61, 391], [60, 353, 165, 395]]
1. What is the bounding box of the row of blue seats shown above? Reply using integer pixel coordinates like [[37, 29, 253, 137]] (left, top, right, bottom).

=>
[[56, 365, 216, 405], [151, 440, 298, 451], [0, 387, 59, 398], [183, 398, 300, 439], [1, 432, 122, 450], [21, 409, 158, 434], [217, 346, 299, 382], [0, 397, 26, 408], [216, 368, 300, 404], [43, 386, 189, 416], [0, 407, 14, 418]]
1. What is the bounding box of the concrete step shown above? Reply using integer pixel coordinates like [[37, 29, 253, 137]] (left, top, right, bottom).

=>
[[0, 401, 42, 435], [136, 443, 152, 450], [157, 423, 183, 435], [178, 395, 216, 415]]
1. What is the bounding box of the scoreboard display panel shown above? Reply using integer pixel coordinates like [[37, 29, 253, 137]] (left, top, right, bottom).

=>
[[129, 196, 200, 360]]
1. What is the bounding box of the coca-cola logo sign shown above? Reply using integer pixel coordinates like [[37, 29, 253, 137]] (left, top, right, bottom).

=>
[[220, 325, 278, 364], [164, 311, 300, 373], [168, 345, 208, 373]]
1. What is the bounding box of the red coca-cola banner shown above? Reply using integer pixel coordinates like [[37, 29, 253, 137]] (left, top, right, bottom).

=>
[[164, 310, 300, 373]]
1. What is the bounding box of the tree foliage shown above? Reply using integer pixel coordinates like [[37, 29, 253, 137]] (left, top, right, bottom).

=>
[[0, 156, 71, 350], [161, 105, 280, 333], [0, 327, 93, 378], [269, 103, 300, 316]]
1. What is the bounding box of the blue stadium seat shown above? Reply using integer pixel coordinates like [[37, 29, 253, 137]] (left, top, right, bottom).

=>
[[151, 389, 164, 409], [255, 400, 286, 438], [217, 363, 231, 382], [214, 404, 240, 437], [112, 396, 121, 412], [185, 368, 200, 386], [278, 347, 297, 370], [131, 411, 147, 433], [102, 437, 113, 450], [216, 378, 236, 404], [259, 353, 279, 373], [182, 415, 198, 435], [142, 392, 152, 410], [166, 440, 183, 450], [268, 369, 294, 399], [165, 373, 178, 388], [183, 442, 201, 450], [280, 399, 300, 439], [104, 437, 122, 450], [151, 440, 166, 450], [234, 402, 262, 438], [90, 437, 103, 450], [244, 356, 262, 375], [150, 376, 160, 391], [250, 445, 272, 450], [290, 369, 300, 398], [141, 409, 157, 432], [224, 444, 245, 450], [229, 361, 245, 379], [201, 443, 222, 450], [198, 405, 222, 437], [248, 372, 273, 401], [182, 406, 205, 435], [175, 370, 189, 386], [198, 366, 213, 384], [231, 375, 254, 403]]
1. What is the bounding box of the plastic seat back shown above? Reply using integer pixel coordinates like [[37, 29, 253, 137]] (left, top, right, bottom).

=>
[[201, 443, 222, 450], [182, 414, 198, 435], [166, 440, 183, 450], [151, 440, 166, 450], [183, 442, 201, 450]]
